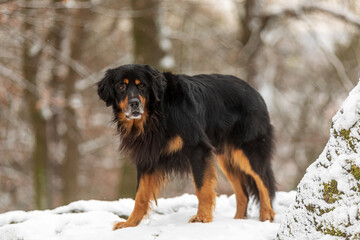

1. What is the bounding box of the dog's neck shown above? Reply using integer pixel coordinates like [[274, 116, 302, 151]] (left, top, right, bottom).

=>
[[117, 110, 165, 170], [116, 110, 149, 137]]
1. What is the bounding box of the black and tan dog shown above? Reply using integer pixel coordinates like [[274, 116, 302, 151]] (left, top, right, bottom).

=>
[[97, 64, 276, 229]]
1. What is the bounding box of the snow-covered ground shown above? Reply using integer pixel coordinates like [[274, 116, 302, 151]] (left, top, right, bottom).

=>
[[0, 192, 295, 240]]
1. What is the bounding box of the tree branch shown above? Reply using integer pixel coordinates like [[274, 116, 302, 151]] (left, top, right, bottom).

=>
[[301, 15, 355, 92], [260, 3, 360, 30]]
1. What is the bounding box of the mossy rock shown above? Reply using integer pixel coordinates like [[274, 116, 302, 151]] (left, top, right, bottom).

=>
[[323, 180, 343, 204], [276, 82, 360, 240], [318, 207, 335, 216], [322, 225, 347, 237], [351, 164, 360, 181], [333, 128, 359, 153]]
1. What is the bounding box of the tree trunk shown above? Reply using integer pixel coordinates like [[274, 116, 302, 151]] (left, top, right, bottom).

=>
[[116, 0, 165, 198], [47, 0, 66, 208], [131, 0, 165, 68], [61, 0, 94, 204], [117, 157, 137, 198], [29, 103, 49, 209], [235, 0, 265, 86], [22, 0, 49, 209]]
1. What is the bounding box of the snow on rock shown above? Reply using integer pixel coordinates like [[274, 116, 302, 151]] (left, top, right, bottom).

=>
[[277, 80, 360, 240], [0, 192, 295, 240]]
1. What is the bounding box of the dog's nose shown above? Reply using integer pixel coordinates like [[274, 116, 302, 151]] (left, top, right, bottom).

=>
[[129, 98, 140, 108]]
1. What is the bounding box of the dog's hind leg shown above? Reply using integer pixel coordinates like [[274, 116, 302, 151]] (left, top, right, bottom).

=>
[[230, 148, 275, 222], [217, 154, 248, 219], [188, 146, 217, 223], [113, 171, 165, 230]]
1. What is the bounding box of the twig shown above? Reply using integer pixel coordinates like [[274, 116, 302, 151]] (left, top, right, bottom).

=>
[[0, 64, 38, 95], [300, 15, 355, 92], [260, 3, 360, 30]]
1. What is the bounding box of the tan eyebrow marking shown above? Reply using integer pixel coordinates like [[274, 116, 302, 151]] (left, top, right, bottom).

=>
[[135, 79, 141, 85], [124, 79, 129, 84]]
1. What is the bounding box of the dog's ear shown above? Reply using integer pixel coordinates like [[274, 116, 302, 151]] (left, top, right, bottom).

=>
[[97, 69, 115, 107], [144, 65, 166, 102]]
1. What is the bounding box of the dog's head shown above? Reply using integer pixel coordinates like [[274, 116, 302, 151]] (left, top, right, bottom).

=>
[[97, 64, 166, 121]]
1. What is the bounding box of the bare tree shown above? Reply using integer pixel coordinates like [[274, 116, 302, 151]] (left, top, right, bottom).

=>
[[117, 0, 165, 198], [60, 0, 95, 204], [131, 0, 165, 67], [21, 0, 50, 209]]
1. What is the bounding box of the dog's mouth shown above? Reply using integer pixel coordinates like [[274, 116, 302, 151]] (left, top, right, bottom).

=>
[[122, 98, 145, 120], [124, 109, 144, 120]]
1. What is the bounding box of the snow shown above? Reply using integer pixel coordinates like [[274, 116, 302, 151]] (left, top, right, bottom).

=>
[[277, 81, 360, 239], [332, 83, 360, 130], [0, 191, 296, 240]]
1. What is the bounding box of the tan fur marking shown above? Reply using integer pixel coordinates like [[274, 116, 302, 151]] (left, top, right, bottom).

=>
[[133, 109, 148, 135], [230, 149, 275, 221], [217, 154, 248, 219], [189, 159, 217, 223], [124, 78, 129, 84], [139, 95, 146, 107], [113, 172, 165, 230], [162, 135, 183, 155], [118, 112, 133, 134], [118, 96, 134, 134], [135, 79, 140, 85], [119, 96, 128, 111]]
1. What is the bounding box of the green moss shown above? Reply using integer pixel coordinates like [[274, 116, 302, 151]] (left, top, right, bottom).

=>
[[354, 233, 360, 239], [333, 128, 359, 153], [316, 222, 347, 237], [323, 225, 347, 237], [315, 223, 323, 232], [335, 149, 340, 156], [287, 224, 292, 236], [339, 129, 350, 139], [306, 204, 316, 213], [326, 152, 332, 162], [351, 165, 360, 181], [306, 204, 334, 216], [318, 207, 335, 216], [323, 180, 343, 204]]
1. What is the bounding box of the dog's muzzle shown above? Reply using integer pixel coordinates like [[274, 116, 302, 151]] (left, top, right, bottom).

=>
[[124, 98, 144, 120]]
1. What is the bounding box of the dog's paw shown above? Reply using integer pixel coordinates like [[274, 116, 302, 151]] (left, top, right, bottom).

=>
[[260, 208, 275, 222], [113, 221, 137, 230], [188, 214, 213, 223], [234, 211, 247, 219]]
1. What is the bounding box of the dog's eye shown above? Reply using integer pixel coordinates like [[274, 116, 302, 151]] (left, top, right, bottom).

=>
[[138, 83, 145, 90], [119, 84, 126, 92]]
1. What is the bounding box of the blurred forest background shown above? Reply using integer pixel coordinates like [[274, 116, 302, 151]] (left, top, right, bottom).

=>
[[0, 0, 359, 212]]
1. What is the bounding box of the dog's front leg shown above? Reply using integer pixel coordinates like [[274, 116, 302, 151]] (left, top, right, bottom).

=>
[[113, 171, 164, 230], [188, 147, 217, 223]]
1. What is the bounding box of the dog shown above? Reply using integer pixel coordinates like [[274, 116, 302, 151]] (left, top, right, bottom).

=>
[[97, 64, 276, 229]]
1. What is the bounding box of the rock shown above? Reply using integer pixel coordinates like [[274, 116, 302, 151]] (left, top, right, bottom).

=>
[[276, 81, 360, 239]]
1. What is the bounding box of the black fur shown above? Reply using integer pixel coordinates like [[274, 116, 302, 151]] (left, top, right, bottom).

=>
[[97, 64, 276, 200]]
